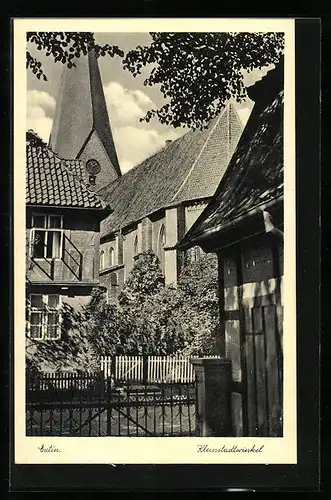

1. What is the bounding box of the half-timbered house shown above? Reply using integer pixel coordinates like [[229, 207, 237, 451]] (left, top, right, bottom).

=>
[[178, 60, 284, 437]]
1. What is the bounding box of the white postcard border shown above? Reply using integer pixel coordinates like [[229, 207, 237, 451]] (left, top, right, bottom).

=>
[[14, 17, 296, 465]]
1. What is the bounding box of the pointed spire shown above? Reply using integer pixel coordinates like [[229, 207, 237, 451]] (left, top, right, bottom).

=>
[[49, 48, 121, 190]]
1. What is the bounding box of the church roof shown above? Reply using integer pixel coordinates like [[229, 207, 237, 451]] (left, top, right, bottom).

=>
[[99, 103, 243, 238], [26, 132, 110, 210], [49, 48, 121, 179], [177, 63, 284, 250]]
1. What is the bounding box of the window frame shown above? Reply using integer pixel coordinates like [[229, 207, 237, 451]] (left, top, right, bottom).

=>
[[28, 293, 62, 340], [30, 214, 64, 260]]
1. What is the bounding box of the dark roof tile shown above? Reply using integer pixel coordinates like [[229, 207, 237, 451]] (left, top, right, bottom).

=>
[[26, 132, 109, 210]]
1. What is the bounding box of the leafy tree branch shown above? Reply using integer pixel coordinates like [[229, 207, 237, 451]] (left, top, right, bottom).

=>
[[26, 31, 124, 81], [122, 32, 284, 129]]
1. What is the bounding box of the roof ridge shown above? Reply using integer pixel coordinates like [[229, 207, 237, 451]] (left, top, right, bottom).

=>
[[170, 106, 228, 203]]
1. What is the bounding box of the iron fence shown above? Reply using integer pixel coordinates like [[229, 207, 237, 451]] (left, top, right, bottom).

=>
[[26, 371, 197, 437]]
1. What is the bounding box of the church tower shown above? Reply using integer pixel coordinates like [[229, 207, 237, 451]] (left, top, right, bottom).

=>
[[49, 48, 121, 190]]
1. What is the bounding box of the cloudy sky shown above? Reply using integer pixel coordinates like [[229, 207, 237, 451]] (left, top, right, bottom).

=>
[[27, 33, 269, 174]]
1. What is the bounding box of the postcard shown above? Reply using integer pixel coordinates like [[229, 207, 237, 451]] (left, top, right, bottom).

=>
[[14, 17, 296, 465]]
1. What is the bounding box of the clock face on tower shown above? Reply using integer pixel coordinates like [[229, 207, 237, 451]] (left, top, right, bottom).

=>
[[86, 158, 101, 175]]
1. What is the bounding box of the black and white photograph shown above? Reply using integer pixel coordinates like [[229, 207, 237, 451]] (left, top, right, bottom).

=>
[[14, 18, 297, 465]]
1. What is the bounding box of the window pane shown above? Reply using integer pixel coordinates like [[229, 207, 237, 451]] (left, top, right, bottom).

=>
[[33, 230, 45, 258], [30, 311, 43, 339], [100, 251, 105, 269], [47, 312, 59, 325], [51, 231, 61, 258], [133, 237, 138, 255], [30, 311, 42, 324], [46, 312, 60, 339], [45, 325, 60, 339], [30, 324, 43, 339], [109, 247, 114, 267], [46, 231, 61, 258], [48, 295, 59, 308], [33, 215, 46, 228], [49, 215, 62, 229], [30, 295, 43, 309]]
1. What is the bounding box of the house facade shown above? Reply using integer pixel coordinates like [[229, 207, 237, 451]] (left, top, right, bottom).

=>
[[178, 61, 284, 438], [26, 132, 111, 343]]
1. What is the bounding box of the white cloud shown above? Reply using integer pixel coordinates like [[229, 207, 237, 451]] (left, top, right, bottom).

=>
[[103, 81, 182, 172], [113, 125, 181, 172], [133, 89, 154, 107], [26, 90, 56, 142], [27, 90, 56, 113], [104, 81, 155, 126], [236, 107, 252, 127], [25, 83, 181, 172]]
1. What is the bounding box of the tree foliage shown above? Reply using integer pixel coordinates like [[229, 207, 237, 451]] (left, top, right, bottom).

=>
[[118, 250, 164, 306], [26, 31, 124, 81], [122, 32, 284, 129], [26, 250, 221, 372], [27, 31, 284, 129]]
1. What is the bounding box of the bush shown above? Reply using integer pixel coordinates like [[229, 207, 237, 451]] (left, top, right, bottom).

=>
[[26, 251, 221, 371]]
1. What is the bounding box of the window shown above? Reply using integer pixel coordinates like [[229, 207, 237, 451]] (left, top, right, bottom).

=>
[[28, 294, 61, 340], [99, 250, 105, 270], [110, 272, 118, 287], [31, 214, 63, 259], [117, 233, 124, 265], [133, 235, 138, 259], [157, 224, 166, 274], [190, 246, 202, 263], [109, 246, 115, 267]]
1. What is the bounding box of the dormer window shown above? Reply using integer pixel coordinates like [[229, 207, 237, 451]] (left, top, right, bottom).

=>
[[31, 214, 63, 259]]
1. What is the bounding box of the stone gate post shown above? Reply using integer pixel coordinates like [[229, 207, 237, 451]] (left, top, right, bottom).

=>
[[191, 357, 232, 437]]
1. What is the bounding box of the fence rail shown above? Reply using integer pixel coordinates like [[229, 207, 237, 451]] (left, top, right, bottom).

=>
[[100, 355, 221, 383]]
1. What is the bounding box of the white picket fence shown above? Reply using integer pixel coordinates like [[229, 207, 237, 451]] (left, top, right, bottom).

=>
[[27, 371, 99, 391], [101, 355, 144, 382], [100, 354, 221, 383]]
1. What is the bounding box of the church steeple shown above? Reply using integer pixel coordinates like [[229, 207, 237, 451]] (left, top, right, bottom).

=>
[[49, 48, 121, 190]]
